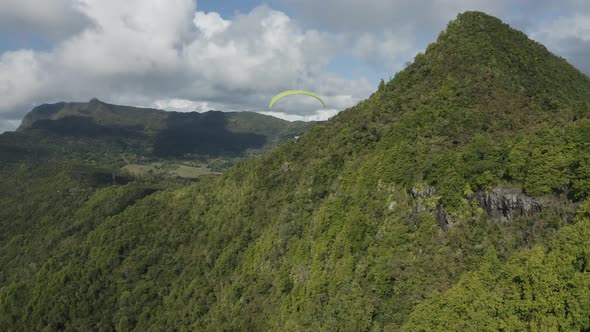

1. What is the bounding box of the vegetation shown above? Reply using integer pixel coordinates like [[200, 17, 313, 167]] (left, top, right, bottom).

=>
[[6, 98, 316, 172], [0, 11, 589, 330], [403, 202, 590, 331]]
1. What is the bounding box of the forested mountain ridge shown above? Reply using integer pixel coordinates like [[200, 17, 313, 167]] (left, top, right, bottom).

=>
[[3, 98, 315, 164], [18, 98, 168, 132], [0, 11, 589, 331]]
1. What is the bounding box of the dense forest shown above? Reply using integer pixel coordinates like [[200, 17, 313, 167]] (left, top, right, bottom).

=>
[[1, 11, 589, 331]]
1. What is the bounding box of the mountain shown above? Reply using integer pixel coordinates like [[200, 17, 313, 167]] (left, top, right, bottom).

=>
[[18, 98, 168, 132], [2, 98, 316, 167], [1, 12, 589, 331], [1, 99, 318, 182]]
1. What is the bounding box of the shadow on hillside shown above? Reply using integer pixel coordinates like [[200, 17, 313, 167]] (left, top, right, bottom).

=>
[[0, 132, 51, 163], [153, 111, 267, 157], [31, 116, 144, 138], [0, 144, 29, 163]]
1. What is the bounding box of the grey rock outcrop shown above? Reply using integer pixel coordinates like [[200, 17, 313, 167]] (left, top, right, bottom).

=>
[[471, 187, 558, 223], [409, 185, 453, 229], [435, 205, 452, 229], [409, 186, 436, 199], [406, 185, 579, 230]]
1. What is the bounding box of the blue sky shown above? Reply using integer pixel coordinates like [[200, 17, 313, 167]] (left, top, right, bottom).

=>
[[0, 32, 52, 54], [197, 0, 284, 17], [1, 0, 590, 133]]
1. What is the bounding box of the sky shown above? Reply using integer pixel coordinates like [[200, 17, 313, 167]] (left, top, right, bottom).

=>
[[1, 0, 590, 133]]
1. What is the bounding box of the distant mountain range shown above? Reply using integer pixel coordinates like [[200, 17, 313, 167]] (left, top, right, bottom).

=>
[[1, 98, 317, 165]]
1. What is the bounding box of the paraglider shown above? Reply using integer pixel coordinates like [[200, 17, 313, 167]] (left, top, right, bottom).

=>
[[269, 90, 326, 109]]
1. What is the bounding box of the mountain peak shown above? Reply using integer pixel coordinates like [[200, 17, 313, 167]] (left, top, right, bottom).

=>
[[456, 10, 500, 21], [428, 11, 536, 60], [345, 11, 590, 205], [373, 11, 590, 138]]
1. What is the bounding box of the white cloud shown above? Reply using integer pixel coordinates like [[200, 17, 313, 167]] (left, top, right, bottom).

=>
[[528, 14, 590, 74], [153, 99, 212, 113], [182, 6, 340, 91], [351, 30, 420, 71], [258, 109, 339, 122], [283, 0, 502, 33], [0, 120, 21, 133], [0, 0, 90, 40], [530, 15, 590, 42], [0, 50, 47, 112], [0, 1, 373, 133], [194, 11, 230, 39]]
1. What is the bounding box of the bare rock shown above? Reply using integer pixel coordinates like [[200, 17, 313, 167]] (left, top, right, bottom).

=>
[[410, 185, 436, 199], [471, 187, 558, 223]]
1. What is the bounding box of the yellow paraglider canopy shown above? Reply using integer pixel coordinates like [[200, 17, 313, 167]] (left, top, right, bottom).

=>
[[269, 90, 326, 109]]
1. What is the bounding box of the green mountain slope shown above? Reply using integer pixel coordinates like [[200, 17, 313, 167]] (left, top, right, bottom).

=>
[[403, 202, 590, 331], [1, 11, 589, 331]]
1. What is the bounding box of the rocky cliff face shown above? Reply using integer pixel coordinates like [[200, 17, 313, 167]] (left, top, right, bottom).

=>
[[409, 186, 578, 228], [472, 188, 553, 223], [18, 102, 67, 130], [409, 185, 453, 229]]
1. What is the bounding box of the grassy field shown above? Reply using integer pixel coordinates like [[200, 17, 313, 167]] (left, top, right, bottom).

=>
[[121, 162, 220, 179]]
